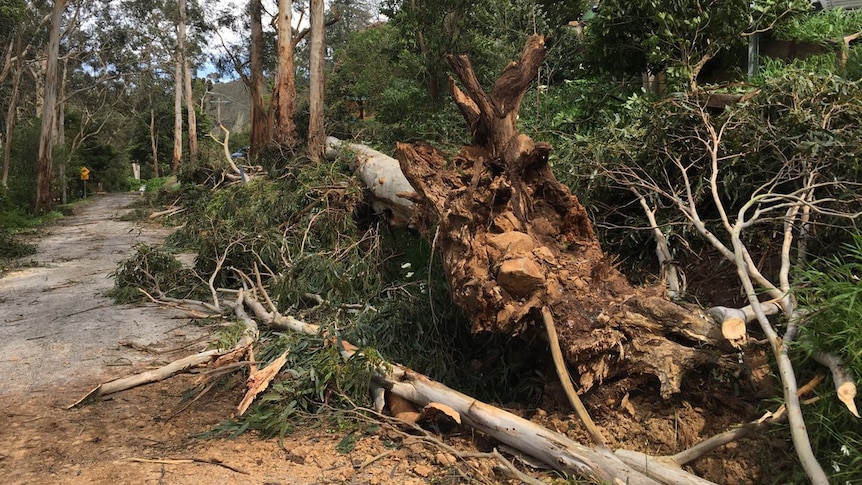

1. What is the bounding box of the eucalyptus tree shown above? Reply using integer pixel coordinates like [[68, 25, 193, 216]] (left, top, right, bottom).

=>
[[34, 0, 65, 212], [248, 0, 269, 157], [178, 0, 198, 166], [307, 0, 325, 161], [271, 0, 298, 146], [0, 0, 30, 189]]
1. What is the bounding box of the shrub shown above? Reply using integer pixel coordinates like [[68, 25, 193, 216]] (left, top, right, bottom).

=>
[[795, 233, 862, 483]]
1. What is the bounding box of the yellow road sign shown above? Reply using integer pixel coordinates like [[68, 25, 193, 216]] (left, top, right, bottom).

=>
[[80, 167, 90, 180]]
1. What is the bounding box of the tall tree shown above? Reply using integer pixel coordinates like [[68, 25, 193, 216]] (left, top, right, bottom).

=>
[[270, 0, 298, 146], [1, 11, 29, 189], [248, 0, 270, 157], [171, 54, 183, 174], [35, 0, 66, 212], [307, 0, 325, 162], [178, 0, 197, 164]]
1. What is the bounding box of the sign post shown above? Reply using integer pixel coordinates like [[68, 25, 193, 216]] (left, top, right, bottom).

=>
[[80, 167, 90, 198]]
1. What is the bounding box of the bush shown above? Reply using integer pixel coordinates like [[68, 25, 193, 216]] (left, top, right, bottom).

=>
[[795, 233, 862, 483], [107, 244, 199, 303]]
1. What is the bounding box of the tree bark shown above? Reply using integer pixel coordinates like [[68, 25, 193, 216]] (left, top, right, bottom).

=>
[[395, 35, 724, 397], [325, 136, 414, 224], [249, 0, 270, 158], [2, 35, 23, 188], [149, 106, 159, 178], [178, 0, 197, 165], [307, 0, 325, 163], [270, 0, 298, 147], [171, 55, 183, 176], [35, 0, 65, 213]]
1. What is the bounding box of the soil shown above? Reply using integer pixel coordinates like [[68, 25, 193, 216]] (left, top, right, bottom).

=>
[[0, 194, 796, 484]]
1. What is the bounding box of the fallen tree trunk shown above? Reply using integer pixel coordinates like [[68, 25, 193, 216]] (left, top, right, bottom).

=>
[[236, 291, 701, 485], [325, 136, 414, 225]]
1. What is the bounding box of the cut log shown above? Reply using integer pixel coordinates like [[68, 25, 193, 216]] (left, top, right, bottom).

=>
[[812, 351, 859, 417]]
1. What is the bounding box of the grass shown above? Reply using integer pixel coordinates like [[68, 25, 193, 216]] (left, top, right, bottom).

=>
[[794, 232, 862, 483]]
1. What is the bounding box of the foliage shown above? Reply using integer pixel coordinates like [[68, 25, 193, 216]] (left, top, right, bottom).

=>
[[583, 0, 809, 89], [0, 0, 25, 35], [107, 244, 200, 303], [539, 68, 862, 283], [226, 331, 383, 440], [794, 233, 862, 483], [773, 8, 862, 42], [0, 229, 36, 260]]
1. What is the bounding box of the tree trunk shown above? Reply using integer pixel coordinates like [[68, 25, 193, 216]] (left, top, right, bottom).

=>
[[35, 0, 65, 213], [58, 57, 67, 204], [270, 0, 298, 147], [325, 137, 414, 224], [2, 36, 23, 188], [149, 102, 159, 178], [178, 0, 197, 165], [171, 55, 183, 176], [396, 35, 724, 397], [307, 0, 325, 163], [249, 0, 270, 158]]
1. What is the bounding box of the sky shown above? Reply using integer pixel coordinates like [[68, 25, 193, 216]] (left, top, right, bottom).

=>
[[198, 0, 307, 80]]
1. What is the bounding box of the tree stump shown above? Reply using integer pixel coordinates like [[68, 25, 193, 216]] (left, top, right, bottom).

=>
[[396, 35, 725, 397]]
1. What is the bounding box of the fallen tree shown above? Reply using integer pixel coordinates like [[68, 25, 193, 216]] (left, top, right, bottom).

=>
[[391, 35, 727, 399], [330, 35, 859, 484], [82, 33, 859, 485]]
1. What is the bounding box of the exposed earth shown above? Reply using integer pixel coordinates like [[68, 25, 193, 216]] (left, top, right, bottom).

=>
[[0, 194, 798, 484]]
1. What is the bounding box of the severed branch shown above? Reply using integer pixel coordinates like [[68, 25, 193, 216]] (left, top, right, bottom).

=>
[[207, 123, 248, 183], [71, 292, 256, 408], [236, 350, 289, 415], [706, 299, 783, 347], [811, 351, 859, 418], [70, 349, 221, 407]]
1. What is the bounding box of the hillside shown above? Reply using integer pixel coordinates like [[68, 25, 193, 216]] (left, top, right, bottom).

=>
[[205, 79, 250, 134]]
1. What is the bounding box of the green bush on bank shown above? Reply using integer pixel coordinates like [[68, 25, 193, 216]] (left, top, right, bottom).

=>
[[795, 233, 862, 483]]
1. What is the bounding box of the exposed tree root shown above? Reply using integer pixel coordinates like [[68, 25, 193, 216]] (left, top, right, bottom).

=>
[[541, 306, 605, 447]]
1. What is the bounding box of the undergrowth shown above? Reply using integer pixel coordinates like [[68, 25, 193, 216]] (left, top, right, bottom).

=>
[[107, 244, 200, 303], [794, 232, 862, 483], [108, 153, 546, 441]]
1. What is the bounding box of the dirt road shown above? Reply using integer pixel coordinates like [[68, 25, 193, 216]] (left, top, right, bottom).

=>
[[0, 194, 449, 485], [0, 194, 204, 397]]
